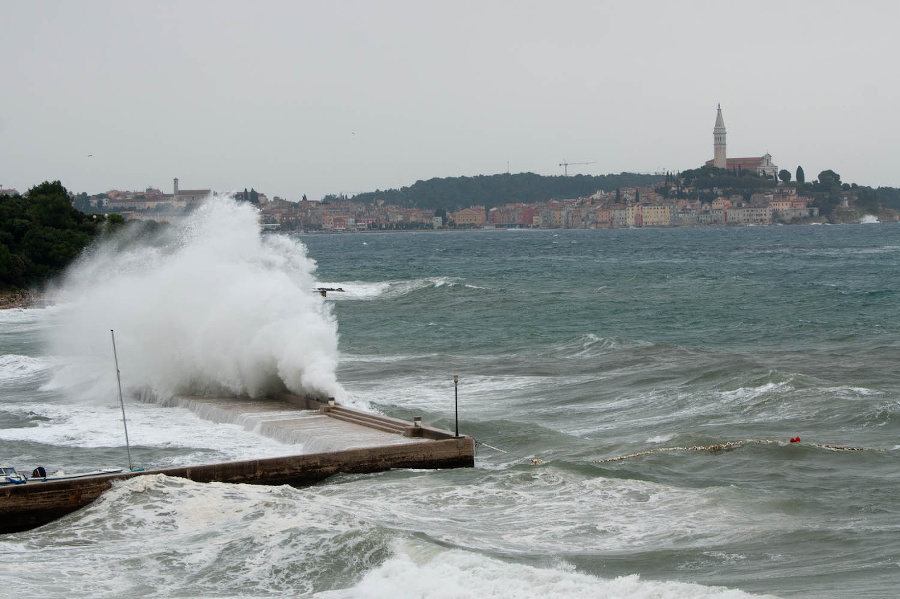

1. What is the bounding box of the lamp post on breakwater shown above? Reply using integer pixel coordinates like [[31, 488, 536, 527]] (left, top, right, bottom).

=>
[[454, 374, 459, 438]]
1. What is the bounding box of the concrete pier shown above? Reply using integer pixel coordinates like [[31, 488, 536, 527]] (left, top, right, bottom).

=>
[[0, 394, 474, 534]]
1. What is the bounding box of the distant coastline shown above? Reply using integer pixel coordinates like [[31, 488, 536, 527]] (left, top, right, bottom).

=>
[[290, 216, 896, 235]]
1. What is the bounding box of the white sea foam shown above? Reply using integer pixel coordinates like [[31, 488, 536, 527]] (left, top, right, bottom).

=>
[[308, 465, 798, 558], [0, 354, 48, 382], [316, 280, 391, 300], [346, 370, 560, 419], [318, 277, 462, 301], [0, 475, 387, 597], [316, 539, 776, 599], [717, 381, 792, 404], [44, 196, 342, 401], [0, 306, 48, 328], [0, 473, 774, 598], [0, 399, 303, 463], [555, 334, 653, 358], [647, 433, 676, 444], [0, 471, 781, 599]]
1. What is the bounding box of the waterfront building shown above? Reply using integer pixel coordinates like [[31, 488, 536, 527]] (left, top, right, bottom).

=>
[[712, 196, 731, 211], [674, 207, 698, 226], [770, 199, 793, 213], [609, 206, 628, 228], [698, 208, 725, 225], [625, 204, 642, 228], [593, 208, 611, 228], [452, 206, 486, 227], [726, 205, 773, 225], [642, 204, 673, 227]]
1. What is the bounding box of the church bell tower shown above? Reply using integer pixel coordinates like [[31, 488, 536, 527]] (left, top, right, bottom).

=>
[[713, 104, 727, 168]]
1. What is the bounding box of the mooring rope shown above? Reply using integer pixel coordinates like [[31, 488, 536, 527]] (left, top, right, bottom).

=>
[[590, 438, 878, 464], [475, 440, 508, 454]]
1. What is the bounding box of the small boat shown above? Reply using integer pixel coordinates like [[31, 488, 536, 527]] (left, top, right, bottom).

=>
[[28, 468, 124, 482], [0, 467, 26, 485], [0, 466, 124, 485]]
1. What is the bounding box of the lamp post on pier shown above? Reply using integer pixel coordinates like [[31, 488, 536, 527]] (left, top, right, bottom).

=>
[[453, 374, 459, 437]]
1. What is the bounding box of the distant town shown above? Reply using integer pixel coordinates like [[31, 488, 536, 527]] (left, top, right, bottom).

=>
[[0, 177, 831, 232], [2, 106, 896, 232]]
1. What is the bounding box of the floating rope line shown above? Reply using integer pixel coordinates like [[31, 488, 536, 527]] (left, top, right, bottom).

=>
[[591, 439, 880, 464], [475, 440, 508, 454]]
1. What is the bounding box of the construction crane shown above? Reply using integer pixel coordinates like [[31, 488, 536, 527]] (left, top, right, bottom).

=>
[[559, 160, 595, 176]]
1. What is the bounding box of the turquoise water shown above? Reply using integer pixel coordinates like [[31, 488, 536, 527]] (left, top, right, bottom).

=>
[[1, 222, 898, 598], [309, 224, 900, 597]]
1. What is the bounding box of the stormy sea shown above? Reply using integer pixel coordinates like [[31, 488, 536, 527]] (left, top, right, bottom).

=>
[[1, 198, 897, 598]]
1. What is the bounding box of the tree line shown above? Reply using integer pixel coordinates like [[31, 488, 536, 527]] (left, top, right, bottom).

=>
[[674, 165, 900, 217], [0, 181, 123, 290], [326, 172, 666, 211]]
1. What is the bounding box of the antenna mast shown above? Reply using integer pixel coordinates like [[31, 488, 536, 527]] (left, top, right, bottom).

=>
[[110, 330, 134, 471]]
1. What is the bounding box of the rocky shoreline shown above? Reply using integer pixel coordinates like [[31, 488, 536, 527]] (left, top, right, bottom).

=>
[[0, 289, 43, 310]]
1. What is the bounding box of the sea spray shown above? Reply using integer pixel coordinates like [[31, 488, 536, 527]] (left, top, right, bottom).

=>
[[44, 196, 342, 402]]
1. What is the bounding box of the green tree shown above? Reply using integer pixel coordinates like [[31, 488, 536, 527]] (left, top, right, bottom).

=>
[[0, 180, 112, 289], [796, 166, 805, 184], [0, 243, 12, 280], [346, 172, 665, 211], [876, 187, 900, 210], [856, 187, 879, 212], [73, 192, 91, 213], [818, 170, 841, 188], [778, 169, 792, 183]]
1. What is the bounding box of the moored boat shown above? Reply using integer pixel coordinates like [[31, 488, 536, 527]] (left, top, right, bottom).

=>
[[0, 466, 124, 485]]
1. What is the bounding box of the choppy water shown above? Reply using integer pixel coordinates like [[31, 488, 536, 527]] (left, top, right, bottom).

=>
[[2, 223, 899, 598]]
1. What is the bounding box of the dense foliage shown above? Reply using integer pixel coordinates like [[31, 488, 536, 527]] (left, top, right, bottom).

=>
[[0, 181, 122, 290], [677, 165, 899, 219], [331, 172, 666, 211], [678, 165, 777, 192]]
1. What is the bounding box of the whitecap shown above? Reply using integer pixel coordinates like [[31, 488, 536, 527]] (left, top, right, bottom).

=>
[[315, 538, 777, 599]]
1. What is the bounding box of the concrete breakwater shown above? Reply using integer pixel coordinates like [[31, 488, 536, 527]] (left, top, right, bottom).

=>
[[0, 394, 475, 534]]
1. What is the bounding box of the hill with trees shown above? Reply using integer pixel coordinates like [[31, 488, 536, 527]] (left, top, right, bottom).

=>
[[0, 181, 123, 292], [327, 172, 666, 211], [670, 165, 899, 221], [790, 168, 900, 219]]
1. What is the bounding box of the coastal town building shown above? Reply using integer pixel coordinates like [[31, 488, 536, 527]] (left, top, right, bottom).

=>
[[452, 206, 486, 227], [171, 178, 212, 206], [726, 205, 773, 225], [76, 135, 825, 233], [78, 176, 823, 230], [705, 105, 778, 178]]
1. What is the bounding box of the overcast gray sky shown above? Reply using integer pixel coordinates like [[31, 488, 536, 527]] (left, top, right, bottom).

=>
[[2, 1, 897, 200]]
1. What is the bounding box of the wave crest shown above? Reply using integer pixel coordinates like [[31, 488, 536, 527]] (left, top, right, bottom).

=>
[[44, 197, 342, 401]]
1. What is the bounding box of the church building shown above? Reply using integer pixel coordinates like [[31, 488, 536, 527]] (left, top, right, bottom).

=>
[[704, 105, 777, 178]]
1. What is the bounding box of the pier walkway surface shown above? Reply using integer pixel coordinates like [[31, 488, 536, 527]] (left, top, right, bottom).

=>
[[1, 394, 474, 533], [166, 394, 431, 453]]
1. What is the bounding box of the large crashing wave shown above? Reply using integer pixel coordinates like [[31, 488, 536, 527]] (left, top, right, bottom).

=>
[[45, 196, 341, 400]]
